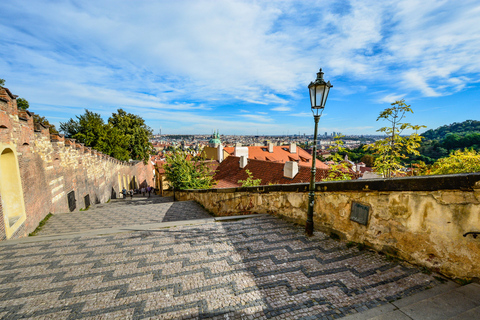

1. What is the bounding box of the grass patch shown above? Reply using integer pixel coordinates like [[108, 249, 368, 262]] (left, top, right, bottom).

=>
[[106, 199, 111, 203], [79, 206, 90, 211], [421, 266, 432, 275], [29, 213, 53, 236], [346, 241, 355, 248], [434, 276, 448, 284], [385, 254, 398, 262], [455, 278, 473, 286]]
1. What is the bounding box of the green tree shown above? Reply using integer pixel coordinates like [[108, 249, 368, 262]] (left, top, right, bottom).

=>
[[323, 135, 353, 181], [100, 124, 130, 161], [360, 154, 375, 167], [108, 109, 154, 163], [0, 78, 5, 87], [16, 98, 29, 110], [365, 100, 426, 178], [59, 109, 153, 162], [60, 109, 108, 152], [430, 149, 480, 175], [238, 169, 262, 186], [163, 149, 216, 190]]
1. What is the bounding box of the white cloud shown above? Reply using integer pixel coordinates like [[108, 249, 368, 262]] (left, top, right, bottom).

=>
[[239, 114, 273, 122], [271, 106, 291, 112], [377, 93, 407, 104]]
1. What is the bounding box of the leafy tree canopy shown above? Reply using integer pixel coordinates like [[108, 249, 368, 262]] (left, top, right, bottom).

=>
[[0, 78, 4, 87], [60, 109, 153, 163], [108, 109, 154, 163], [16, 98, 29, 110], [323, 135, 353, 181], [430, 149, 480, 175], [163, 149, 216, 190], [365, 100, 426, 178], [411, 120, 480, 164], [238, 169, 262, 186], [422, 120, 480, 140]]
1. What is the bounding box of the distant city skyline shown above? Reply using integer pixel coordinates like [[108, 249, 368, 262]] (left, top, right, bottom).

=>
[[1, 1, 479, 135]]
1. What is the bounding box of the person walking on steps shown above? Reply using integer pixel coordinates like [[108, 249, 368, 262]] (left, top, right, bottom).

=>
[[122, 188, 127, 199], [141, 187, 146, 196], [148, 186, 152, 198]]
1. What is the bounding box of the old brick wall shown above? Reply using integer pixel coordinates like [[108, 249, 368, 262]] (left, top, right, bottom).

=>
[[176, 174, 480, 280], [0, 87, 153, 240]]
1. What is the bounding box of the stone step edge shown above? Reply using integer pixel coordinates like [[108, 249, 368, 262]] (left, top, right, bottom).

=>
[[0, 214, 269, 246], [341, 280, 460, 320]]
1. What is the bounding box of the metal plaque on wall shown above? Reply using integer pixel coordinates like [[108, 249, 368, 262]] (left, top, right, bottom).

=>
[[350, 202, 370, 225]]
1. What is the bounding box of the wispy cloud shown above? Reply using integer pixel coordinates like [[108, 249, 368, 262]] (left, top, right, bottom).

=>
[[0, 0, 479, 134], [271, 106, 292, 112], [239, 114, 273, 122]]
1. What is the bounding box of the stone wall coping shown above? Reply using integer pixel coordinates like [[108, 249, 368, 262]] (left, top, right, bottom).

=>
[[181, 173, 480, 193]]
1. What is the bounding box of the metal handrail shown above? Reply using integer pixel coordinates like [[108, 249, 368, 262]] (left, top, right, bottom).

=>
[[463, 232, 480, 239]]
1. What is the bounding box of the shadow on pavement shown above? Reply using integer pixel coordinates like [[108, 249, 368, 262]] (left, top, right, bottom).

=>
[[215, 215, 441, 319], [161, 201, 213, 223]]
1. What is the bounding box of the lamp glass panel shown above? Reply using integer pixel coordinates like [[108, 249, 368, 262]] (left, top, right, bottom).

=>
[[309, 85, 316, 108], [321, 86, 331, 107], [315, 85, 326, 108]]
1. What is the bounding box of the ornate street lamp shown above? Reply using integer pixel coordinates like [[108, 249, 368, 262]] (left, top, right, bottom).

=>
[[306, 68, 332, 236]]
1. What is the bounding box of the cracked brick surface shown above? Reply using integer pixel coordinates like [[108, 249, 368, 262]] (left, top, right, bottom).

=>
[[0, 213, 440, 319]]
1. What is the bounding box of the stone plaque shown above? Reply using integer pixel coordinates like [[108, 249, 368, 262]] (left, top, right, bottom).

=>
[[350, 202, 369, 225]]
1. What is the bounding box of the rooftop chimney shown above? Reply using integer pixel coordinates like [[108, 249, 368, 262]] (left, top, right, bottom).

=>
[[240, 155, 248, 168], [284, 161, 298, 179], [290, 142, 297, 154], [268, 142, 274, 153], [234, 146, 249, 158], [217, 144, 224, 163]]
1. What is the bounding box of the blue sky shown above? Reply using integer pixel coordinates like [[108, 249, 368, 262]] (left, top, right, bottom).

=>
[[1, 0, 479, 135]]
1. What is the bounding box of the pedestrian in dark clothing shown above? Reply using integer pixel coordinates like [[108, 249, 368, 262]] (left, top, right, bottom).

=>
[[148, 186, 152, 197], [122, 188, 127, 199]]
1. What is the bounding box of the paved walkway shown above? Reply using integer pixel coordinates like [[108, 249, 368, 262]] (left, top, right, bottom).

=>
[[35, 196, 212, 236], [0, 196, 448, 319]]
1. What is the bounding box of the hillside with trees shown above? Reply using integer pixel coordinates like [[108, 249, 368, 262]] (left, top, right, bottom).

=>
[[412, 120, 480, 164], [421, 120, 480, 140]]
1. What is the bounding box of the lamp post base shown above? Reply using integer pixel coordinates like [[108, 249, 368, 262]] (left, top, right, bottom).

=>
[[305, 220, 314, 236]]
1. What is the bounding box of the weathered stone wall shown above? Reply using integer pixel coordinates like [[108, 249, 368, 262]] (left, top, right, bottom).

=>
[[0, 87, 154, 240], [176, 174, 480, 279]]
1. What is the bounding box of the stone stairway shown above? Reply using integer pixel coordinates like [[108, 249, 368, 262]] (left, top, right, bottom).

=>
[[344, 281, 480, 319]]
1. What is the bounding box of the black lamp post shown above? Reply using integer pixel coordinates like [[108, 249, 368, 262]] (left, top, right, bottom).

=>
[[305, 68, 332, 236]]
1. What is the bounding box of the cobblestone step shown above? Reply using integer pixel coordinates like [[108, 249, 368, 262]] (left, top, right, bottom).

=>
[[343, 282, 480, 319]]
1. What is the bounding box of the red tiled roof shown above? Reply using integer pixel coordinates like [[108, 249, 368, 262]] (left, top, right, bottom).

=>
[[214, 156, 330, 188], [223, 145, 329, 169], [360, 166, 373, 173]]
